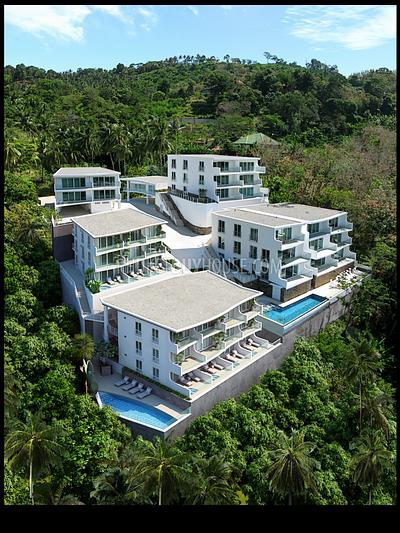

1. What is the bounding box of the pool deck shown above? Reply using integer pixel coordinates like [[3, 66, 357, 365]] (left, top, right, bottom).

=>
[[94, 366, 188, 421]]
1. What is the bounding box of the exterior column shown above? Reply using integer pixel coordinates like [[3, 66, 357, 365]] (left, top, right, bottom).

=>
[[103, 305, 109, 342]]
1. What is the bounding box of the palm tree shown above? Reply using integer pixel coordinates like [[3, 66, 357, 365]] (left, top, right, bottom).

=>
[[350, 430, 393, 505], [5, 411, 66, 505], [90, 466, 144, 504], [343, 335, 382, 431], [128, 437, 190, 505], [361, 391, 393, 438], [4, 364, 20, 422], [70, 333, 95, 365], [34, 477, 84, 505], [14, 213, 49, 246], [185, 454, 240, 505], [265, 429, 320, 505]]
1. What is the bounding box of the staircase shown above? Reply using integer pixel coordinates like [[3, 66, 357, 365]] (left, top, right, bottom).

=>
[[158, 192, 185, 227], [203, 245, 236, 281]]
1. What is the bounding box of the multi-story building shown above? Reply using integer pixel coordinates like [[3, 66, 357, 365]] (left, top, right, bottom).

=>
[[54, 167, 121, 218], [122, 176, 169, 204], [71, 206, 169, 283], [101, 270, 275, 399], [211, 203, 356, 301], [161, 154, 269, 231]]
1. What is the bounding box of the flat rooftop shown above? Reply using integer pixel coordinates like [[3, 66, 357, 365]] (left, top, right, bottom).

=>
[[122, 176, 168, 185], [101, 270, 262, 331], [71, 206, 166, 237], [54, 167, 120, 177], [214, 208, 300, 228], [168, 154, 260, 160], [245, 203, 345, 222]]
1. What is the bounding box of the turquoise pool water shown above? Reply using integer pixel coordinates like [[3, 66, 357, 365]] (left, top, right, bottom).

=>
[[98, 391, 177, 430], [264, 294, 327, 325]]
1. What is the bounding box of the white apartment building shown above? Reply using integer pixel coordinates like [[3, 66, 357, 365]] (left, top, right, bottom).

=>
[[101, 271, 274, 399], [122, 176, 169, 204], [211, 203, 356, 302], [163, 154, 269, 230], [71, 206, 169, 283], [54, 167, 121, 217]]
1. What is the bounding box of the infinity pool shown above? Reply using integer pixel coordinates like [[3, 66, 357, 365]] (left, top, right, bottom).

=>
[[98, 391, 177, 430], [264, 294, 327, 325]]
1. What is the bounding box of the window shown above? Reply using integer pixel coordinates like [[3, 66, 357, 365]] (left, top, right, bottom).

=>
[[309, 238, 323, 251], [281, 248, 295, 264], [199, 175, 204, 185], [183, 186, 187, 192], [217, 175, 229, 186], [135, 322, 142, 336], [311, 258, 326, 269], [93, 176, 115, 188], [88, 251, 91, 264], [152, 328, 159, 344], [171, 171, 176, 181], [240, 161, 254, 171], [281, 265, 298, 279], [136, 341, 142, 355], [234, 224, 241, 237], [136, 359, 143, 372], [250, 228, 258, 242], [307, 223, 320, 235], [329, 217, 338, 228], [242, 174, 254, 185], [183, 173, 188, 182], [333, 249, 344, 260], [218, 220, 225, 233], [276, 227, 292, 242], [93, 190, 116, 200], [234, 241, 241, 254], [171, 159, 176, 169], [199, 188, 207, 198], [152, 348, 159, 363], [249, 245, 257, 259], [261, 249, 270, 261], [172, 184, 176, 190], [153, 367, 160, 380], [63, 191, 86, 203], [217, 189, 229, 199], [242, 187, 254, 197], [218, 236, 224, 249], [199, 161, 205, 172], [183, 159, 188, 170], [213, 161, 229, 171]]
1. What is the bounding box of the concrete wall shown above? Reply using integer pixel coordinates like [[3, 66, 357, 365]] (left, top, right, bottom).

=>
[[312, 261, 355, 289], [165, 293, 350, 440], [281, 280, 312, 302], [52, 222, 74, 262]]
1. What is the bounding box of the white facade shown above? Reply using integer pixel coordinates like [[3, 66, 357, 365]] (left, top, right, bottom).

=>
[[167, 154, 267, 203], [211, 205, 356, 300], [165, 154, 269, 228], [54, 167, 121, 214], [72, 216, 168, 283], [103, 287, 268, 399]]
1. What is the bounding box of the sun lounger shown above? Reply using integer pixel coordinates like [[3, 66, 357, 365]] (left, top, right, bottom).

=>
[[233, 352, 244, 359], [114, 376, 130, 387], [137, 268, 144, 276], [121, 379, 138, 391], [249, 338, 261, 348], [128, 383, 144, 395], [212, 363, 224, 371], [106, 277, 116, 285], [115, 275, 123, 283], [206, 365, 217, 374], [136, 387, 152, 399], [188, 372, 201, 383], [158, 262, 165, 270], [224, 354, 235, 362]]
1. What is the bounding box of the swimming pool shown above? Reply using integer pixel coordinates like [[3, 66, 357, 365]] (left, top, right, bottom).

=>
[[98, 391, 177, 430], [264, 294, 327, 325]]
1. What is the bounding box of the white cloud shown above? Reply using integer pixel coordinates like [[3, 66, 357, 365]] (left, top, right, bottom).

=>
[[187, 5, 199, 16], [4, 4, 160, 42], [4, 4, 91, 42], [92, 5, 125, 20], [284, 5, 396, 50]]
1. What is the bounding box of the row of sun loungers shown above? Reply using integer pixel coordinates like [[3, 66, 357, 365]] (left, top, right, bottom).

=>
[[105, 263, 167, 286], [114, 376, 152, 399]]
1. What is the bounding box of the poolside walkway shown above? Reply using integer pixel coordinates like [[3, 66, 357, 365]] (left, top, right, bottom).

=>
[[93, 364, 188, 420]]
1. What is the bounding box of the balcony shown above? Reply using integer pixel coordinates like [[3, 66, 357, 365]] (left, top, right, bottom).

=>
[[219, 316, 245, 332], [279, 273, 312, 289], [218, 194, 243, 201], [280, 255, 309, 267], [307, 245, 337, 260], [239, 302, 263, 322], [331, 223, 353, 234], [55, 184, 87, 191], [172, 334, 198, 353], [216, 181, 243, 188], [308, 228, 332, 238], [55, 199, 90, 205], [95, 237, 146, 255], [275, 236, 304, 250]]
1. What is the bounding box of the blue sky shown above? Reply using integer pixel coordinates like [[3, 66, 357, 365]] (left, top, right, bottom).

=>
[[4, 5, 396, 76]]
